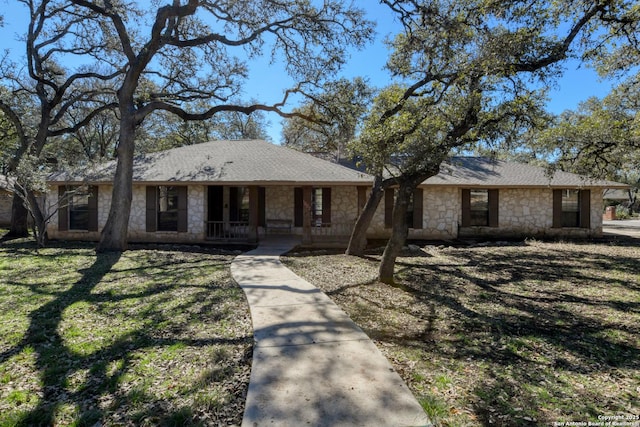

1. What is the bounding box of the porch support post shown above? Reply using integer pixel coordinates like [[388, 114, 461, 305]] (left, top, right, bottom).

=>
[[302, 186, 312, 244], [248, 185, 259, 243]]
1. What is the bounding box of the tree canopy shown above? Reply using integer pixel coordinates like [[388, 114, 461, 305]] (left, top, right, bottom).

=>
[[281, 77, 374, 160], [347, 0, 640, 283], [59, 0, 374, 251]]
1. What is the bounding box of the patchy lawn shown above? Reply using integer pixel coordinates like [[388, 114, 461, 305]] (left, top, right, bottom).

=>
[[0, 239, 252, 426], [283, 239, 640, 427]]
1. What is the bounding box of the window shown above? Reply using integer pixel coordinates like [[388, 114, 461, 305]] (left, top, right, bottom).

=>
[[553, 189, 590, 229], [58, 186, 98, 232], [383, 188, 423, 229], [146, 186, 187, 232], [69, 192, 90, 230], [312, 188, 324, 227], [461, 189, 499, 227], [469, 190, 489, 226], [294, 187, 331, 227], [230, 187, 250, 222], [562, 189, 580, 227], [405, 191, 415, 227], [157, 186, 179, 231]]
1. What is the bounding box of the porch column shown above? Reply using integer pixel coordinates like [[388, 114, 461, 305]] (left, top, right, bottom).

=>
[[248, 186, 259, 243], [302, 186, 312, 244]]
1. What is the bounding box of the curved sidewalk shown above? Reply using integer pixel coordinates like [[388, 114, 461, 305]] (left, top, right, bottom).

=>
[[231, 238, 430, 427]]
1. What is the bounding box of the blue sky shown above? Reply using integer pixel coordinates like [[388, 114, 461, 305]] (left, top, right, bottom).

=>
[[1, 1, 620, 143]]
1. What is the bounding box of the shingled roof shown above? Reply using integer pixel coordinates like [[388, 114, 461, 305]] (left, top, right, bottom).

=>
[[50, 139, 372, 185], [48, 141, 627, 189], [425, 157, 628, 188]]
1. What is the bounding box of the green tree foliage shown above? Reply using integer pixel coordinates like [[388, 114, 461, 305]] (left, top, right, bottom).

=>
[[1, 0, 119, 239], [281, 77, 374, 159], [66, 0, 374, 251], [348, 0, 640, 283], [519, 80, 640, 211]]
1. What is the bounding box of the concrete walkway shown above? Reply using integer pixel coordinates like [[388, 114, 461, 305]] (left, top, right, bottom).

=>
[[231, 238, 430, 427]]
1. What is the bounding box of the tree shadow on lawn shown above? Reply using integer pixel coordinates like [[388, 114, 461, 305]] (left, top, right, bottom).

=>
[[317, 241, 640, 425], [0, 245, 251, 426], [393, 243, 640, 425]]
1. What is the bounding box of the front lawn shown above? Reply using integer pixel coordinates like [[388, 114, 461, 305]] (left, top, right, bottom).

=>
[[283, 239, 640, 426], [0, 240, 252, 426]]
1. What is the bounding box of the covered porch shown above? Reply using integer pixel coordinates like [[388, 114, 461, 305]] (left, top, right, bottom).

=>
[[204, 184, 363, 244]]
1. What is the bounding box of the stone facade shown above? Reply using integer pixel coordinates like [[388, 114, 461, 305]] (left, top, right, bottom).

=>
[[368, 186, 604, 240], [457, 187, 603, 238], [128, 185, 206, 243], [264, 186, 295, 223], [264, 185, 359, 237], [47, 183, 605, 243], [367, 187, 460, 240]]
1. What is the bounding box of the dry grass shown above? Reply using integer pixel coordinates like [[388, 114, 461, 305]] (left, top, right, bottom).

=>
[[283, 239, 640, 426]]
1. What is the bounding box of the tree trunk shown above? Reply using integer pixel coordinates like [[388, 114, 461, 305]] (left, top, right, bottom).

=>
[[346, 176, 384, 256], [378, 181, 414, 284], [27, 190, 48, 247], [8, 190, 29, 237], [96, 117, 136, 252]]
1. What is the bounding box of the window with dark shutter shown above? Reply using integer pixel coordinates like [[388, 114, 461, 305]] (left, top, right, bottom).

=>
[[462, 189, 498, 227], [553, 189, 591, 228], [321, 187, 331, 227], [87, 186, 99, 232], [308, 187, 332, 227], [488, 189, 499, 228], [59, 185, 98, 231], [157, 186, 179, 231], [580, 189, 591, 229], [147, 186, 187, 232]]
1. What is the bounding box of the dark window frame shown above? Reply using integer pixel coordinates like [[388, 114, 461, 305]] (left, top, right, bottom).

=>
[[553, 189, 591, 229], [157, 186, 179, 231], [294, 187, 331, 228], [146, 185, 188, 233], [58, 185, 98, 232], [383, 188, 424, 229], [461, 189, 499, 228], [230, 186, 251, 223], [69, 191, 90, 230]]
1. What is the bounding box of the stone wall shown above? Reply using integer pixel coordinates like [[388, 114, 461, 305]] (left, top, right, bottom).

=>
[[128, 185, 206, 243], [458, 188, 603, 238], [264, 186, 295, 223], [264, 185, 360, 237], [48, 184, 207, 243], [369, 187, 604, 240], [47, 184, 605, 243], [367, 187, 459, 240]]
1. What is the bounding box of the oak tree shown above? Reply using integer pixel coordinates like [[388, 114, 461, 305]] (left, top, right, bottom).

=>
[[68, 0, 373, 251], [0, 0, 118, 242], [348, 0, 640, 283]]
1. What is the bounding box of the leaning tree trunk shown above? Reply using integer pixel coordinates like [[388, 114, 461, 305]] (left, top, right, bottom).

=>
[[97, 117, 136, 253], [378, 181, 415, 284], [27, 190, 48, 247], [346, 176, 385, 256]]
